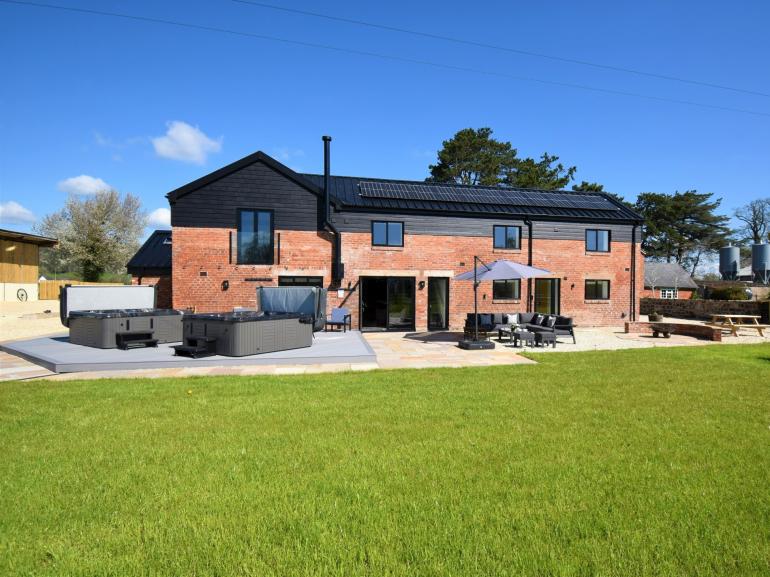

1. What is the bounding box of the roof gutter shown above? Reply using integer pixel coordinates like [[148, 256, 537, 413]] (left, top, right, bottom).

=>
[[322, 136, 344, 283]]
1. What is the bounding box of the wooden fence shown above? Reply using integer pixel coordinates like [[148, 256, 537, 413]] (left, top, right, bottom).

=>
[[38, 280, 126, 300]]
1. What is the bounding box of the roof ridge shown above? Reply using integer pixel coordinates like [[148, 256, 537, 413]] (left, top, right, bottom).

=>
[[300, 172, 607, 197]]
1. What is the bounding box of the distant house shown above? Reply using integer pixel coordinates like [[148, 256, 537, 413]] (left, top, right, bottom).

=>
[[127, 230, 172, 308], [641, 262, 698, 299], [0, 228, 58, 302]]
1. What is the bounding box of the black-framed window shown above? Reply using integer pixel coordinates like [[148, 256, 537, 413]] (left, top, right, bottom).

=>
[[238, 209, 273, 264], [278, 276, 324, 287], [586, 229, 610, 252], [493, 225, 521, 249], [585, 279, 610, 300], [493, 279, 521, 300], [372, 221, 404, 247]]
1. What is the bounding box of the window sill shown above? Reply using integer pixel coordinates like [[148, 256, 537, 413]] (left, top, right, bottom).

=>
[[585, 251, 612, 256], [371, 245, 404, 251], [584, 299, 611, 304], [493, 248, 522, 253], [492, 299, 521, 304]]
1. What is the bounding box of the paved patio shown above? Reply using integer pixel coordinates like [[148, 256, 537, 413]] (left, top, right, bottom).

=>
[[1, 315, 767, 382]]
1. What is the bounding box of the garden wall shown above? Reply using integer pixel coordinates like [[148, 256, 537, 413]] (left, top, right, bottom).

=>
[[640, 298, 769, 322]]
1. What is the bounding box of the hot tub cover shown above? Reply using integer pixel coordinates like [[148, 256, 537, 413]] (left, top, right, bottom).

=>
[[184, 311, 312, 323], [257, 287, 327, 331]]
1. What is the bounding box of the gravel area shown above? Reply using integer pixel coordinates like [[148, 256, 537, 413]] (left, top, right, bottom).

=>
[[0, 300, 65, 342]]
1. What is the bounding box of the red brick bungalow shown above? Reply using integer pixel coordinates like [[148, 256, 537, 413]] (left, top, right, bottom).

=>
[[163, 138, 644, 330]]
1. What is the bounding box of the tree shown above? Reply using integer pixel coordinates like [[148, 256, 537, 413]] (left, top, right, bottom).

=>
[[504, 153, 576, 190], [635, 190, 732, 274], [734, 198, 770, 244], [571, 181, 604, 192], [35, 191, 145, 281], [427, 128, 518, 186]]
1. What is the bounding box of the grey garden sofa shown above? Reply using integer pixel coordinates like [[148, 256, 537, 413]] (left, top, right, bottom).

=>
[[465, 312, 576, 343]]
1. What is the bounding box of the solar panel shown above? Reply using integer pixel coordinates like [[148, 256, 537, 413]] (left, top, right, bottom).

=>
[[358, 181, 617, 211]]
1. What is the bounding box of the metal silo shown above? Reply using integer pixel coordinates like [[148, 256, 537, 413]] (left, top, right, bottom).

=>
[[752, 244, 770, 284], [719, 246, 740, 280]]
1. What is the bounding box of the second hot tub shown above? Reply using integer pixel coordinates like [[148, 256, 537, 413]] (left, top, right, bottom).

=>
[[178, 311, 313, 357]]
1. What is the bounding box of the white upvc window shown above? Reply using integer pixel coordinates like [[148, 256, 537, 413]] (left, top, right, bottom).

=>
[[660, 288, 678, 299]]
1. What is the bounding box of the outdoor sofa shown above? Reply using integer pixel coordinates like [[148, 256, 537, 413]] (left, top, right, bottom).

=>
[[464, 312, 576, 343]]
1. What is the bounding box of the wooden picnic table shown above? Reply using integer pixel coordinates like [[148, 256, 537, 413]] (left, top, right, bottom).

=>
[[706, 314, 767, 337]]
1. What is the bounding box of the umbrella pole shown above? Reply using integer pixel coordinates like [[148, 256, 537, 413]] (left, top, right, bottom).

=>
[[474, 255, 479, 341]]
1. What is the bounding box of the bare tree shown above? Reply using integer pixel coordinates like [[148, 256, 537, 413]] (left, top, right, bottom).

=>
[[734, 198, 770, 244]]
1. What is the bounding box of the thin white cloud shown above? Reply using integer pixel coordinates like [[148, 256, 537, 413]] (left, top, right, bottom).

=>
[[147, 207, 171, 229], [58, 174, 112, 195], [0, 201, 36, 224], [273, 147, 305, 162], [152, 121, 222, 164]]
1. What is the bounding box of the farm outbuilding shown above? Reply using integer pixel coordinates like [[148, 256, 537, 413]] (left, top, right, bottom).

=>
[[0, 228, 58, 302]]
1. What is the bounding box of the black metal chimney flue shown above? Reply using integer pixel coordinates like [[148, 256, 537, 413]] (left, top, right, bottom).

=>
[[322, 135, 331, 223]]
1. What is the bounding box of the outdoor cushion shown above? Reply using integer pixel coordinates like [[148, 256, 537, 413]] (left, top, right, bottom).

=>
[[492, 313, 505, 326], [479, 314, 493, 329], [545, 316, 557, 328], [505, 313, 519, 325], [533, 314, 544, 325]]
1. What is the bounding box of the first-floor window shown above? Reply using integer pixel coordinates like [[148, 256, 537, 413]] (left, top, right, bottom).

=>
[[493, 279, 521, 300], [493, 225, 521, 249], [278, 276, 324, 287], [660, 288, 678, 299], [586, 229, 611, 252], [372, 221, 404, 247], [238, 209, 273, 264], [585, 279, 610, 300]]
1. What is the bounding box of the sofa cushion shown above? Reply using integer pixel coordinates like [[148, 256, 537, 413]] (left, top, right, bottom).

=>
[[533, 314, 544, 325], [545, 315, 557, 328], [505, 313, 519, 325], [492, 313, 505, 326], [479, 314, 493, 329]]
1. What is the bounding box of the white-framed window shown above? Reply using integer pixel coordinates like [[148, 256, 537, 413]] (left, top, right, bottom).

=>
[[660, 288, 678, 299]]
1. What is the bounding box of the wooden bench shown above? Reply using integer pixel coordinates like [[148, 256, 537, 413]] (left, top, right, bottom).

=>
[[706, 315, 767, 337]]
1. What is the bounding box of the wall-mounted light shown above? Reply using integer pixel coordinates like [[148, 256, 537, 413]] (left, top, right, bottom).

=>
[[418, 280, 426, 290], [221, 280, 229, 291]]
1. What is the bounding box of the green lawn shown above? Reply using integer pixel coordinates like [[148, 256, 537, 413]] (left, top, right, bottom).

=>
[[1, 345, 769, 576]]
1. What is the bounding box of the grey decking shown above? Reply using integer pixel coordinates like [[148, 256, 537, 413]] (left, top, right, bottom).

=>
[[0, 331, 376, 374]]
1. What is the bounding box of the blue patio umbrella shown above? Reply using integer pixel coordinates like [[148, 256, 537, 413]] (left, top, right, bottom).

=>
[[454, 258, 553, 346]]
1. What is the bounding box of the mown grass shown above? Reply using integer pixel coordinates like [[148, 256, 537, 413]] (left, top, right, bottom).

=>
[[1, 344, 769, 576]]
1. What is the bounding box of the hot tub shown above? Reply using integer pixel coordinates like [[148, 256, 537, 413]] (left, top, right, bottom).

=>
[[60, 284, 183, 349], [176, 311, 313, 357], [67, 308, 184, 348]]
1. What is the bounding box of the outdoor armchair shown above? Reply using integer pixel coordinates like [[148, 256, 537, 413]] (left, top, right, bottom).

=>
[[325, 307, 352, 332]]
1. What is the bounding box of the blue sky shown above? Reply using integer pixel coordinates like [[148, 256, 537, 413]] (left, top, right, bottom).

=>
[[1, 0, 768, 236]]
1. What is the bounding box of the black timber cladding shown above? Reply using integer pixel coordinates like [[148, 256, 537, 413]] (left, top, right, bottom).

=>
[[170, 161, 321, 230], [127, 230, 172, 275]]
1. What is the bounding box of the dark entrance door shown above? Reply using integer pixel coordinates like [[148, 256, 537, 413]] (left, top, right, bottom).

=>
[[427, 277, 449, 330], [360, 277, 415, 331], [534, 278, 560, 315]]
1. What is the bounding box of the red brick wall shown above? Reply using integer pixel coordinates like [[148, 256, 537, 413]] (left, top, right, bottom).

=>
[[172, 225, 642, 328], [639, 288, 695, 300], [131, 274, 172, 309]]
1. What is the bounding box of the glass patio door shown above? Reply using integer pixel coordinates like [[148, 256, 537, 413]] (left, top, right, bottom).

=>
[[387, 278, 415, 330], [427, 277, 449, 330], [534, 279, 560, 315]]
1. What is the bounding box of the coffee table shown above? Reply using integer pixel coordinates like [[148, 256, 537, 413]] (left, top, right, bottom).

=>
[[513, 330, 535, 348]]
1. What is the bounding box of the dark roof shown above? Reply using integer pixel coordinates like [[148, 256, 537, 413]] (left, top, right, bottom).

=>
[[127, 230, 172, 275], [301, 173, 642, 222], [166, 151, 323, 203], [0, 228, 58, 247], [164, 149, 642, 223], [644, 261, 698, 289]]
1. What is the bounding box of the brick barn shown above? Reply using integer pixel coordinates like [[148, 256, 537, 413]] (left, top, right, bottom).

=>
[[127, 230, 172, 309], [165, 137, 644, 329], [641, 261, 698, 300]]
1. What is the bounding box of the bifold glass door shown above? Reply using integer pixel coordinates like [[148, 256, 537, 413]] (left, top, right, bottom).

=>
[[360, 277, 415, 331]]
